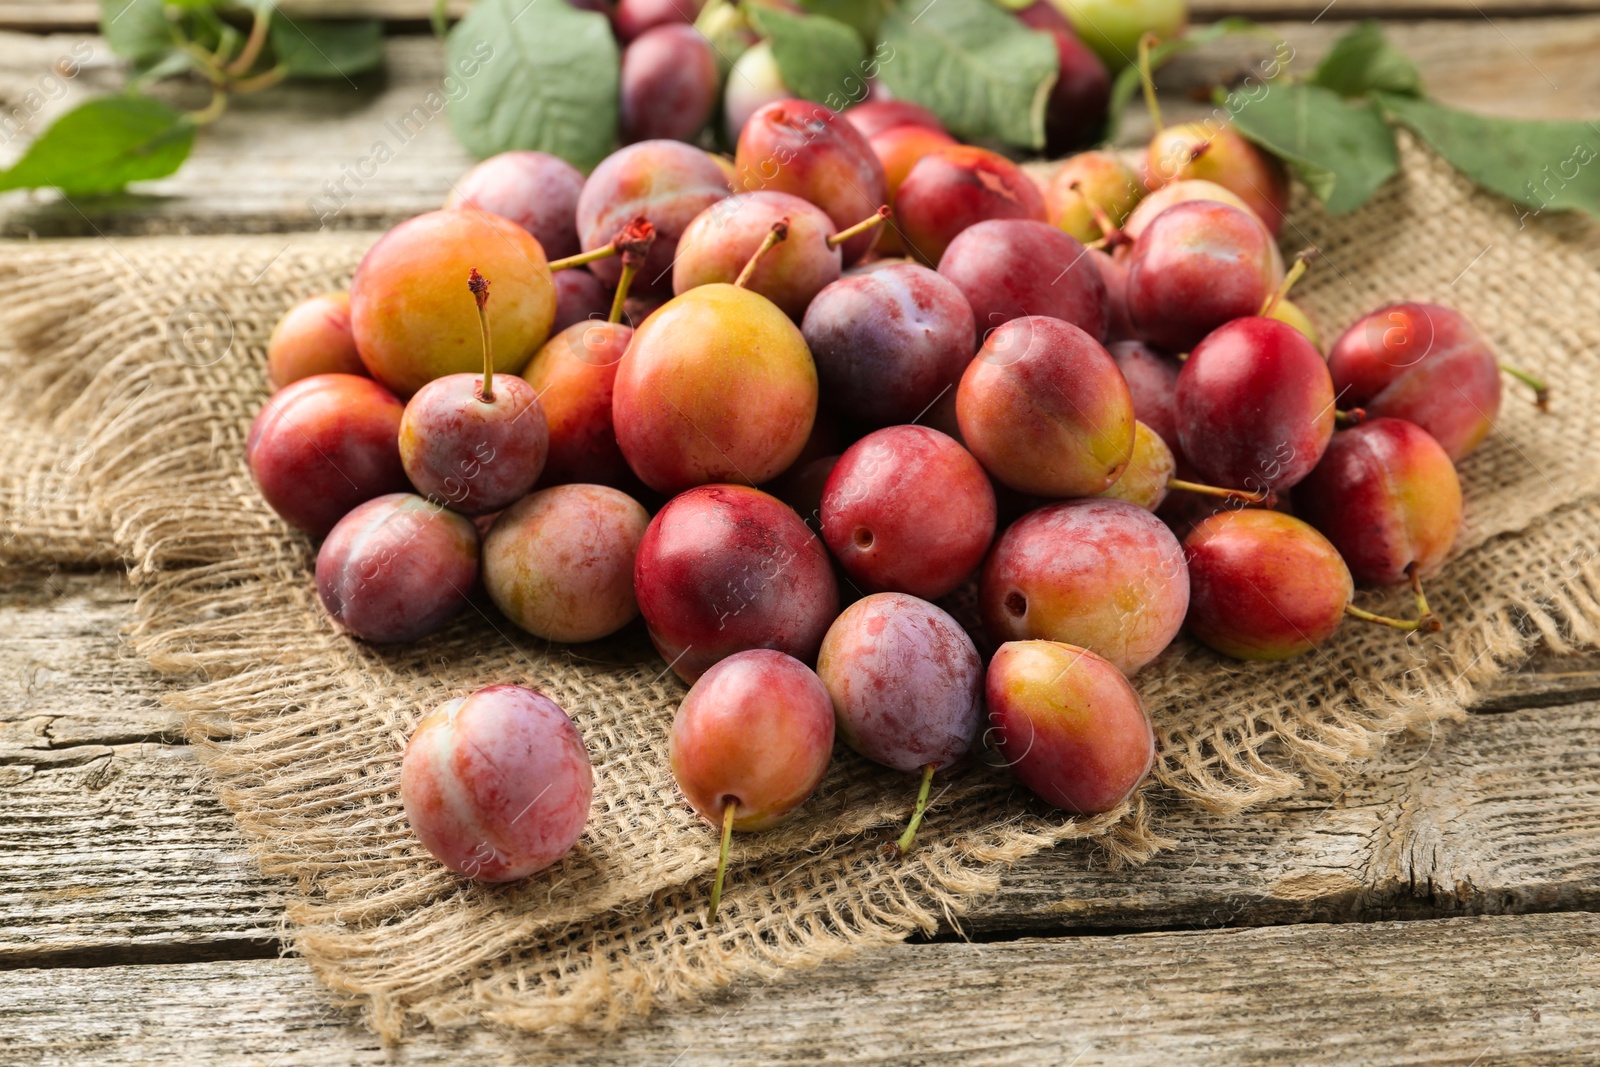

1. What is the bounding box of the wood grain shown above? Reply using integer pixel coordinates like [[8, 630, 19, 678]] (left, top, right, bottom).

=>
[[2, 911, 1597, 1064], [3, 16, 1600, 236]]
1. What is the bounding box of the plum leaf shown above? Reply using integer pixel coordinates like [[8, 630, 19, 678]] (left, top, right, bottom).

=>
[[1311, 21, 1422, 99], [748, 5, 868, 110], [0, 95, 195, 194], [1222, 81, 1399, 214], [268, 16, 385, 80]]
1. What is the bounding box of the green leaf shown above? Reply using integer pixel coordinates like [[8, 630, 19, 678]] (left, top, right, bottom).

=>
[[0, 96, 195, 195], [748, 5, 868, 109], [268, 16, 385, 80], [101, 0, 173, 64], [1378, 93, 1600, 218], [1224, 80, 1398, 214], [877, 0, 1059, 149], [1106, 17, 1257, 142], [796, 0, 889, 43], [1310, 20, 1421, 99], [445, 0, 619, 171]]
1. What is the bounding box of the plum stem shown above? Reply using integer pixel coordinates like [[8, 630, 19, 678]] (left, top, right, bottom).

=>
[[551, 215, 657, 273], [895, 763, 938, 856], [1137, 33, 1164, 133], [735, 220, 789, 288], [826, 206, 890, 249], [548, 245, 617, 271], [1070, 181, 1131, 249], [469, 269, 492, 402], [224, 3, 271, 76], [707, 799, 737, 924], [608, 263, 638, 325], [1166, 478, 1276, 509], [607, 216, 655, 325], [1259, 247, 1318, 318], [1345, 564, 1443, 633], [1500, 363, 1551, 411], [1336, 407, 1368, 427]]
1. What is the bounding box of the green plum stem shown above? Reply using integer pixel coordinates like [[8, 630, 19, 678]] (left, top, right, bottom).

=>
[[735, 220, 789, 288], [1335, 408, 1368, 427], [1346, 566, 1442, 633], [1137, 33, 1163, 133], [1259, 248, 1316, 318], [707, 799, 737, 924], [825, 206, 890, 249], [1166, 478, 1275, 509], [1500, 363, 1551, 411], [895, 763, 937, 856], [469, 269, 493, 402], [224, 4, 272, 76], [548, 245, 618, 271], [609, 261, 638, 326], [1071, 180, 1128, 247]]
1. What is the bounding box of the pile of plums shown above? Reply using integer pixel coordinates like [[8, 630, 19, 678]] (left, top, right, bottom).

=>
[[250, 89, 1543, 908]]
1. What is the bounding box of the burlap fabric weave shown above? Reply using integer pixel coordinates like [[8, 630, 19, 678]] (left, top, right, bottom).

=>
[[3, 132, 1599, 1038]]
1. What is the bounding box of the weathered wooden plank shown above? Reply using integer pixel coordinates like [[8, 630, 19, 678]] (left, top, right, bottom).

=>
[[2, 16, 1598, 236], [4, 568, 1599, 961], [2, 912, 1597, 1065]]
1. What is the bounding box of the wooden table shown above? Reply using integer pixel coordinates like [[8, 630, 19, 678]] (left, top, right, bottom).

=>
[[4, 4, 1600, 1063]]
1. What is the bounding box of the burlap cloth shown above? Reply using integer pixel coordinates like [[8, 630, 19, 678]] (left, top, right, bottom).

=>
[[3, 132, 1599, 1038]]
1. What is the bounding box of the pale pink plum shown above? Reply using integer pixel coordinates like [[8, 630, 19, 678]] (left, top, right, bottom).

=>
[[894, 145, 1048, 268], [1122, 179, 1258, 241], [1125, 200, 1282, 354], [521, 320, 636, 490], [612, 284, 817, 494], [1175, 317, 1335, 493], [550, 269, 613, 334], [613, 0, 705, 41], [980, 499, 1189, 674], [634, 484, 839, 683], [315, 493, 479, 643], [669, 648, 834, 831], [247, 373, 409, 537], [1145, 124, 1289, 236], [1326, 302, 1502, 461], [1184, 509, 1354, 661], [938, 218, 1109, 344], [723, 41, 790, 145], [734, 99, 888, 264], [402, 685, 593, 881], [444, 151, 585, 259], [844, 99, 948, 139], [816, 593, 982, 773], [800, 262, 976, 428], [398, 373, 549, 515], [956, 316, 1135, 498], [765, 453, 838, 536], [1108, 340, 1181, 454], [350, 209, 555, 397], [1294, 418, 1463, 586], [267, 292, 365, 389], [576, 141, 730, 295], [620, 24, 719, 143], [1097, 421, 1176, 511], [986, 640, 1155, 814], [672, 192, 845, 319], [1045, 151, 1142, 244], [482, 484, 650, 642], [821, 426, 995, 600]]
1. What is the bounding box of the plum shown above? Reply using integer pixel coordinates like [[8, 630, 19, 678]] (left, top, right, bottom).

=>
[[1096, 420, 1175, 510], [614, 0, 705, 41], [816, 592, 982, 851], [734, 99, 888, 264], [844, 99, 947, 139], [1093, 248, 1136, 343], [1057, 0, 1186, 71], [1145, 124, 1289, 235], [576, 141, 730, 296], [482, 484, 649, 642], [1268, 298, 1322, 351], [669, 648, 834, 919], [938, 218, 1109, 344], [1121, 178, 1259, 241], [247, 373, 409, 537], [1126, 199, 1283, 354], [894, 145, 1047, 268], [620, 24, 719, 143], [1326, 302, 1503, 461], [550, 270, 613, 334], [522, 319, 635, 490], [1018, 11, 1112, 152], [820, 426, 996, 600], [315, 493, 479, 643], [801, 262, 976, 428], [444, 151, 585, 260], [266, 292, 365, 389], [612, 282, 817, 493], [1108, 340, 1180, 454], [1295, 418, 1463, 587], [986, 640, 1155, 814], [980, 498, 1189, 675], [402, 685, 593, 881], [957, 316, 1134, 498], [634, 484, 839, 683], [1045, 151, 1142, 244], [722, 40, 790, 143], [1176, 316, 1335, 494], [867, 123, 958, 256], [350, 209, 555, 396]]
